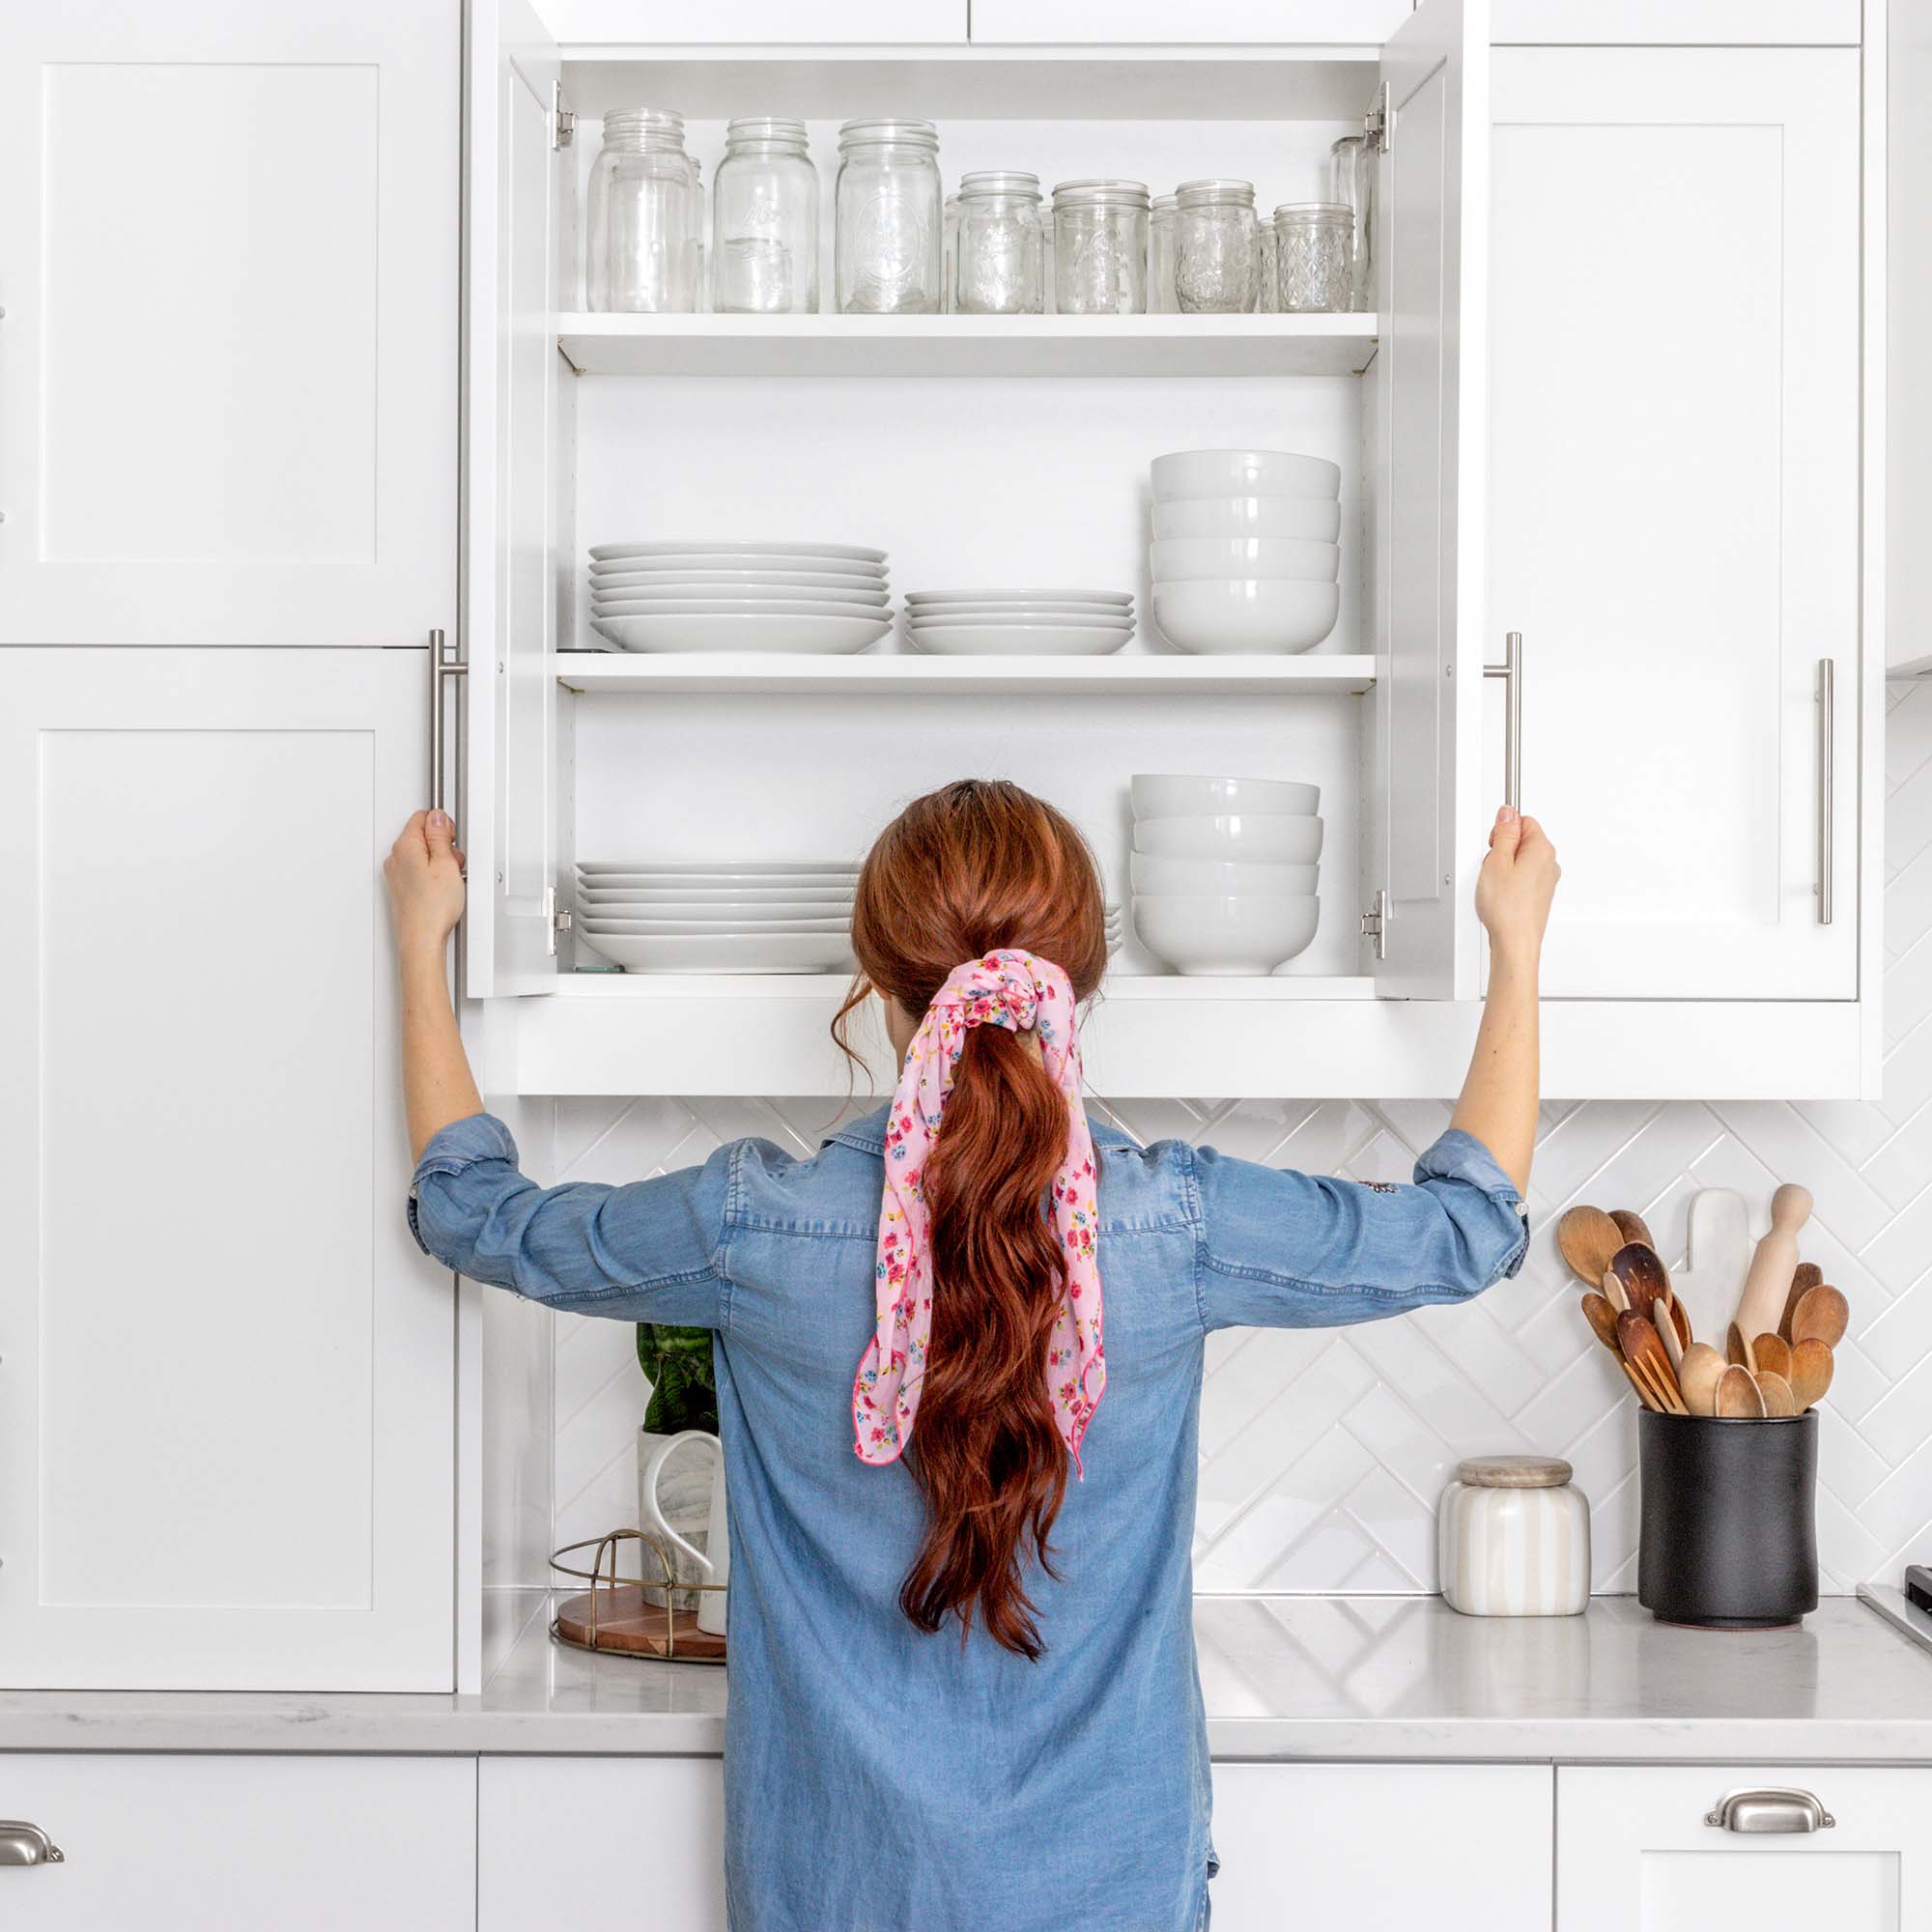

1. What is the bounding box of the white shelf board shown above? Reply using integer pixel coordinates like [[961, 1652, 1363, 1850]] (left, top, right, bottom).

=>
[[555, 651, 1375, 696], [556, 313, 1379, 379]]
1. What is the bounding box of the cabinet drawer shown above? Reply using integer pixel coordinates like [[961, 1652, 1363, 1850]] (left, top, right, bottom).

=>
[[0, 1754, 475, 1929]]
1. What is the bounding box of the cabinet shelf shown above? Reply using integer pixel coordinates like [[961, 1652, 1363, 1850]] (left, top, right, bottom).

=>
[[556, 313, 1379, 379], [555, 651, 1375, 696]]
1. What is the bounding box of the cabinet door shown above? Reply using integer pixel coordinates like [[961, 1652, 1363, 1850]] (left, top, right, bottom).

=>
[[464, 0, 562, 998], [970, 0, 1410, 41], [1490, 50, 1860, 998], [0, 650, 455, 1690], [1557, 1765, 1932, 1930], [535, 0, 966, 41], [0, 1754, 475, 1929], [479, 1758, 727, 1932], [1210, 1764, 1551, 1928], [1370, 0, 1492, 998], [0, 1, 457, 647]]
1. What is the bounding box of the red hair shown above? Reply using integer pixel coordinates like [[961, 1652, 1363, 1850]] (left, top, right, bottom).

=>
[[834, 781, 1108, 1658]]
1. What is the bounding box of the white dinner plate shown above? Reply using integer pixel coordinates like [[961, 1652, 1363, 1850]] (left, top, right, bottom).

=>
[[589, 558, 888, 583], [589, 540, 888, 564], [579, 931, 860, 973], [579, 860, 859, 877], [909, 623, 1133, 657], [590, 569, 888, 595], [579, 887, 855, 905], [906, 611, 1132, 629], [582, 915, 852, 934], [905, 588, 1132, 606], [593, 598, 891, 619], [905, 601, 1132, 619], [591, 613, 893, 654]]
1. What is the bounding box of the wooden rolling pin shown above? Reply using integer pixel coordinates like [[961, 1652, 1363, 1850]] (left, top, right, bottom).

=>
[[1732, 1183, 1812, 1355]]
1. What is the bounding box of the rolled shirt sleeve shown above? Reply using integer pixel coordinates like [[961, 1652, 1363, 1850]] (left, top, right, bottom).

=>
[[409, 1112, 730, 1327], [1191, 1126, 1528, 1333]]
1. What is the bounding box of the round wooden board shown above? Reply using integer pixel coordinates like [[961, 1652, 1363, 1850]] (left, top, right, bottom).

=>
[[552, 1585, 726, 1662]]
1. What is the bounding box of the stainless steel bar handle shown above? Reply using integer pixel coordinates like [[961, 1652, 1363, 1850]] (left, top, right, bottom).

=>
[[427, 627, 468, 813], [1817, 657, 1834, 926], [0, 1820, 65, 1866], [1705, 1788, 1835, 1834], [1484, 632, 1523, 812]]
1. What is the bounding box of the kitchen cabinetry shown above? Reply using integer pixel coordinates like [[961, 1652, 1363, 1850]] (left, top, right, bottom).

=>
[[1492, 0, 1861, 39], [1556, 1765, 1932, 1929], [539, 0, 968, 42], [0, 1754, 475, 1928], [0, 0, 458, 647], [968, 0, 1414, 42], [0, 651, 455, 1691]]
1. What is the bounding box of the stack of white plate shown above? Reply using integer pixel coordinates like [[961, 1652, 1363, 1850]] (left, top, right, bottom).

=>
[[575, 861, 860, 973], [1128, 776, 1323, 974], [904, 589, 1135, 657], [587, 542, 894, 656], [1148, 450, 1342, 655]]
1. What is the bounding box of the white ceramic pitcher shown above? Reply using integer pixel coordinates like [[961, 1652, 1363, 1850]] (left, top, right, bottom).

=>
[[640, 1430, 728, 1636]]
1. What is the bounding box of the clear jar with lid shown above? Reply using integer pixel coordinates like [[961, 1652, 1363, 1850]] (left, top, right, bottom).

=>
[[1175, 178, 1260, 314], [1272, 201, 1355, 314], [1148, 194, 1179, 314], [835, 119, 943, 315], [585, 108, 702, 313], [954, 171, 1045, 315], [710, 117, 818, 315], [1051, 179, 1150, 316]]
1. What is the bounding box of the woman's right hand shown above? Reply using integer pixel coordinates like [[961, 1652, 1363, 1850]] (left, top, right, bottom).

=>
[[1475, 806, 1559, 965]]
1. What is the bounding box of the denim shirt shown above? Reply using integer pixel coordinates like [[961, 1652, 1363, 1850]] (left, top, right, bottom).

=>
[[411, 1107, 1526, 1932]]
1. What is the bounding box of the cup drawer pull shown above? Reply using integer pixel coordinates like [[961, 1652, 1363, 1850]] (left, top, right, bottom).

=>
[[0, 1821, 64, 1866], [1705, 1788, 1835, 1834]]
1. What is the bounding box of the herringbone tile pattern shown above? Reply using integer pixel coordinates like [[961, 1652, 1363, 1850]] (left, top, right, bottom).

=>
[[546, 681, 1932, 1592]]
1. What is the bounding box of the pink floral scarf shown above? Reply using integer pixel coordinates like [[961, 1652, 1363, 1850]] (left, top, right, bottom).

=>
[[852, 949, 1106, 1473]]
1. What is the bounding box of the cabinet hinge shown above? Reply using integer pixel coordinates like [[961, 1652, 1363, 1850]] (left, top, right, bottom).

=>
[[1364, 80, 1393, 156], [544, 884, 572, 957], [1361, 888, 1388, 960], [553, 83, 576, 150]]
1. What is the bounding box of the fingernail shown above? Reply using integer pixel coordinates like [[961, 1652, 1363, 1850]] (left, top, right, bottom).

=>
[[1498, 805, 1519, 822], [429, 810, 448, 830]]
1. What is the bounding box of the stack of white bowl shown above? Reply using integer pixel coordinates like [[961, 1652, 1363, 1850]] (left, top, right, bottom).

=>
[[1148, 450, 1343, 655], [575, 860, 860, 974], [587, 541, 893, 656], [1128, 776, 1323, 974], [903, 589, 1135, 657]]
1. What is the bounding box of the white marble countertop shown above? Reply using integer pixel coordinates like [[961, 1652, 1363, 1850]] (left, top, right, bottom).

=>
[[5, 1595, 1932, 1762]]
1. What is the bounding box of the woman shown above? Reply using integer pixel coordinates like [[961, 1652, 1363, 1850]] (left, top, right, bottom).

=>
[[388, 781, 1557, 1932]]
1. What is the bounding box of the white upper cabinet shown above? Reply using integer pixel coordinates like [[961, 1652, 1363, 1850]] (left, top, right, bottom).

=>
[[969, 0, 1411, 42], [0, 651, 456, 1690], [0, 1, 458, 646], [1490, 48, 1860, 1000], [536, 0, 967, 41], [1492, 1, 1861, 43]]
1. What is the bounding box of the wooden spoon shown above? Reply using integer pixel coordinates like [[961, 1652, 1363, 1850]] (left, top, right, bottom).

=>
[[1716, 1363, 1767, 1418], [1559, 1206, 1625, 1288], [1780, 1261, 1824, 1343], [1757, 1370, 1798, 1417], [1751, 1332, 1793, 1383], [1580, 1292, 1623, 1354], [1609, 1241, 1670, 1320], [1601, 1267, 1630, 1315], [1677, 1342, 1726, 1417], [1790, 1337, 1835, 1410], [1791, 1283, 1849, 1350], [1610, 1208, 1656, 1249], [1726, 1322, 1755, 1371], [1619, 1309, 1687, 1414], [1733, 1182, 1813, 1361], [1653, 1299, 1686, 1374], [1661, 1285, 1692, 1352]]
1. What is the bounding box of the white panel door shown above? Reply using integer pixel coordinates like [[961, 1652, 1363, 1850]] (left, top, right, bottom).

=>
[[537, 0, 966, 41], [1371, 0, 1491, 998], [1557, 1765, 1931, 1931], [0, 649, 455, 1690], [969, 0, 1410, 41], [479, 1758, 727, 1932], [1210, 1764, 1552, 1929], [0, 1, 457, 646], [1491, 50, 1860, 998], [464, 0, 562, 997], [0, 1754, 475, 1929]]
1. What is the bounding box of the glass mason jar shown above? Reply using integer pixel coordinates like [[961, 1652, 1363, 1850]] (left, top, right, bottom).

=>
[[1258, 214, 1279, 313], [1148, 194, 1179, 315], [585, 108, 701, 313], [954, 171, 1045, 315], [835, 119, 943, 315], [1051, 179, 1151, 316], [942, 192, 960, 312], [1329, 133, 1377, 311], [710, 117, 818, 315], [1272, 201, 1355, 313], [1175, 178, 1260, 314]]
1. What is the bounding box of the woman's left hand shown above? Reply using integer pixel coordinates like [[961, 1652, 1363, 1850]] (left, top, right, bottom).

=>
[[384, 810, 467, 952]]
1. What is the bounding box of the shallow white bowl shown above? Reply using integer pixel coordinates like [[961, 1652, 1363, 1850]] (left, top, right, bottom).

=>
[[905, 587, 1132, 607], [1151, 497, 1342, 542], [1151, 537, 1338, 582], [579, 859, 856, 876], [1130, 853, 1319, 895], [1151, 579, 1340, 655], [589, 540, 887, 564], [594, 597, 890, 620], [1151, 449, 1341, 501], [589, 554, 888, 580], [906, 600, 1132, 619], [1131, 895, 1321, 975], [1130, 774, 1320, 818], [1132, 814, 1325, 864], [591, 568, 887, 596], [579, 932, 858, 974], [910, 623, 1132, 657], [582, 914, 851, 934], [590, 612, 892, 655]]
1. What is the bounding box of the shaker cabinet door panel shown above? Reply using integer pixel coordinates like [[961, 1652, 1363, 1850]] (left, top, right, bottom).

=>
[[1490, 50, 1860, 999], [0, 650, 455, 1690], [970, 0, 1411, 42], [0, 1, 458, 645]]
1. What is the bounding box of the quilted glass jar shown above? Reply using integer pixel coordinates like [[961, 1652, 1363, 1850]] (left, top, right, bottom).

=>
[[1272, 200, 1355, 314], [1175, 178, 1260, 314]]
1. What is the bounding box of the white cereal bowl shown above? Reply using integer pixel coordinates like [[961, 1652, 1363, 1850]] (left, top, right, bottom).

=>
[[1150, 537, 1339, 582], [1151, 449, 1342, 501], [1151, 496, 1343, 542], [1130, 853, 1320, 895], [1151, 579, 1340, 655], [1132, 813, 1325, 864], [1131, 895, 1321, 975], [1130, 774, 1320, 818]]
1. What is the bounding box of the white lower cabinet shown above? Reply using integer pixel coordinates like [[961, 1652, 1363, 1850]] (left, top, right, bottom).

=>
[[1556, 1766, 1932, 1930], [0, 1754, 475, 1929]]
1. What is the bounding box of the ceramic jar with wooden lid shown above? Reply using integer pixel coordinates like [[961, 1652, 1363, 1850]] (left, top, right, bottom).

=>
[[1437, 1454, 1591, 1617]]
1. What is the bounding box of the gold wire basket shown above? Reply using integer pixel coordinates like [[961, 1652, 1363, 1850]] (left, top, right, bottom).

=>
[[548, 1529, 726, 1664]]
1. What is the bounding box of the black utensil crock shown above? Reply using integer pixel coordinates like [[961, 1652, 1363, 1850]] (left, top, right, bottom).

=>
[[1637, 1408, 1818, 1630]]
